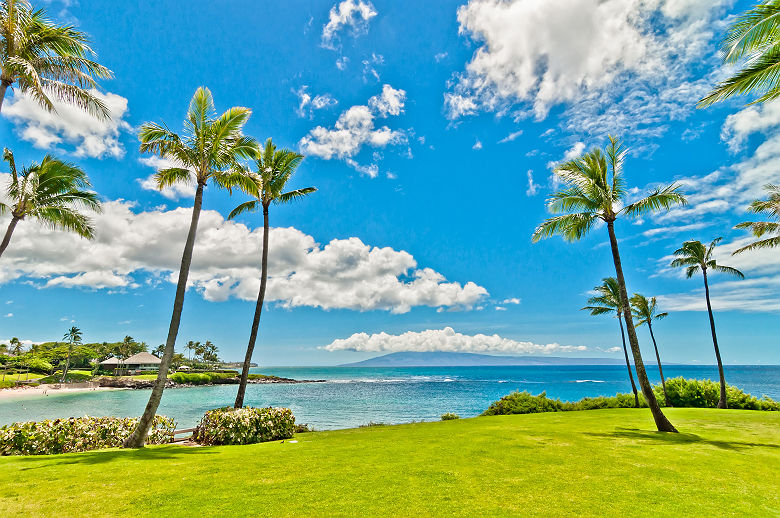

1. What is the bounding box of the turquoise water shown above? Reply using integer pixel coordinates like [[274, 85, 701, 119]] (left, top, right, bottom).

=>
[[0, 365, 777, 429]]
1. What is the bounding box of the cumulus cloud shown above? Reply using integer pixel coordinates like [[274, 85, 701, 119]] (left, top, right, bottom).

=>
[[138, 156, 197, 200], [2, 89, 131, 159], [323, 327, 588, 354], [0, 199, 488, 313], [721, 98, 780, 152], [446, 0, 732, 137], [501, 297, 521, 305], [295, 86, 338, 119], [299, 84, 408, 176], [322, 0, 377, 50]]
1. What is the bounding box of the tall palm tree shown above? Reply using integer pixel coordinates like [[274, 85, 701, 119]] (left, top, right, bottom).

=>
[[532, 135, 685, 433], [185, 340, 198, 361], [60, 326, 81, 382], [8, 336, 22, 355], [0, 148, 101, 258], [228, 139, 316, 408], [630, 294, 669, 406], [0, 0, 113, 116], [699, 0, 780, 107], [670, 238, 745, 409], [733, 184, 780, 254], [582, 277, 639, 407], [123, 86, 258, 449]]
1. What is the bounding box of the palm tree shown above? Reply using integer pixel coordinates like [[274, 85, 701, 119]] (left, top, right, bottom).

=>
[[185, 340, 198, 361], [60, 326, 81, 382], [582, 277, 639, 407], [123, 86, 258, 448], [733, 184, 780, 254], [670, 238, 745, 409], [630, 294, 669, 406], [228, 139, 317, 408], [0, 0, 113, 116], [0, 148, 101, 258], [532, 135, 685, 432], [9, 336, 22, 355], [699, 1, 780, 107]]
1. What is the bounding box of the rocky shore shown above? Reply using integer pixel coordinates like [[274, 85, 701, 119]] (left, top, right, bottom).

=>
[[96, 376, 325, 389]]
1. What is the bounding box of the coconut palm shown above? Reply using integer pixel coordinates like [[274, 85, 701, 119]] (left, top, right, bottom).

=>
[[532, 135, 685, 432], [0, 148, 101, 258], [228, 139, 317, 408], [60, 326, 81, 382], [630, 294, 669, 406], [123, 86, 258, 449], [0, 0, 113, 116], [582, 277, 639, 407], [733, 184, 780, 254], [8, 336, 22, 355], [699, 1, 780, 107], [670, 238, 745, 409]]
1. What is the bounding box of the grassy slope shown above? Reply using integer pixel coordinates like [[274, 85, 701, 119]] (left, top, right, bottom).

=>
[[0, 408, 778, 517]]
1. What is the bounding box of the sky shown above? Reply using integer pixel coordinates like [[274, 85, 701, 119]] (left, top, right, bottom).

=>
[[0, 0, 778, 365]]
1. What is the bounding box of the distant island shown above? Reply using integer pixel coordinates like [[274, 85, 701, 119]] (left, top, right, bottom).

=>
[[340, 352, 628, 367]]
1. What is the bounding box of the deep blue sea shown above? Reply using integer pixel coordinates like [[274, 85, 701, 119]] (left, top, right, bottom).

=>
[[0, 365, 777, 429]]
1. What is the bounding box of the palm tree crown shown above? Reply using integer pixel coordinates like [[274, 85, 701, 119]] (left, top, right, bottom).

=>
[[699, 0, 780, 107], [64, 326, 81, 345], [138, 87, 258, 192], [532, 136, 686, 242], [733, 184, 780, 254], [582, 277, 624, 317], [630, 294, 668, 327], [0, 0, 113, 116], [1, 148, 101, 237], [670, 238, 746, 280]]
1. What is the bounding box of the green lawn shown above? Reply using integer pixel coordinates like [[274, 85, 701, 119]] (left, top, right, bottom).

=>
[[0, 408, 778, 516]]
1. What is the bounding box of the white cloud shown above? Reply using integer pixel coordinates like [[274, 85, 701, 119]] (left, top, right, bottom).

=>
[[547, 142, 585, 170], [2, 89, 131, 159], [446, 0, 733, 137], [498, 130, 523, 143], [299, 85, 408, 176], [642, 222, 709, 237], [526, 170, 539, 196], [322, 0, 377, 50], [0, 199, 488, 314], [494, 306, 506, 311], [138, 156, 196, 200], [362, 53, 385, 82], [472, 139, 483, 150], [502, 297, 521, 305], [721, 98, 780, 152], [336, 57, 350, 70], [434, 52, 448, 62], [323, 327, 588, 354], [295, 86, 338, 118], [4, 313, 12, 318]]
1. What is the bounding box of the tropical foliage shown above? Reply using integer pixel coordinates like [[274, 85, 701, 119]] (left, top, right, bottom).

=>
[[734, 184, 780, 253], [532, 135, 685, 432], [228, 138, 316, 409], [671, 238, 744, 409], [0, 0, 113, 115], [0, 148, 101, 259], [192, 406, 295, 446], [0, 415, 175, 455], [700, 0, 780, 106]]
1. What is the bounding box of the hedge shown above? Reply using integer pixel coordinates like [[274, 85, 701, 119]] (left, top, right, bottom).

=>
[[193, 407, 295, 446], [0, 415, 176, 455]]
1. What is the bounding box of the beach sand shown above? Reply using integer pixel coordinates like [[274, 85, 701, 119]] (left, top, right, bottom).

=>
[[0, 384, 126, 400]]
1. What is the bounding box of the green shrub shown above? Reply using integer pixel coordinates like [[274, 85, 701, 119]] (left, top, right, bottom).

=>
[[294, 423, 314, 433], [482, 391, 567, 416], [441, 412, 460, 421], [359, 422, 388, 427], [655, 377, 780, 411], [192, 407, 295, 446], [0, 415, 175, 455], [0, 380, 16, 389], [170, 371, 237, 385], [19, 357, 53, 374]]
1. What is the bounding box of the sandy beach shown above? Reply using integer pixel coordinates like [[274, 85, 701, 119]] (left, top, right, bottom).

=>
[[0, 384, 126, 400]]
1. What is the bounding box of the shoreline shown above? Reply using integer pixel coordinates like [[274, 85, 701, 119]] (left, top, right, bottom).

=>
[[0, 384, 127, 401]]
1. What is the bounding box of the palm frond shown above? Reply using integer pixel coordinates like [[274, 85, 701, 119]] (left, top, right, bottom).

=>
[[274, 187, 317, 205], [733, 235, 780, 254], [154, 168, 193, 190], [711, 264, 745, 279], [531, 212, 598, 242], [227, 200, 260, 220], [621, 183, 687, 218]]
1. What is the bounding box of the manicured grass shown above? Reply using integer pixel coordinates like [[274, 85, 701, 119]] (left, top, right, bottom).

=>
[[0, 408, 778, 516]]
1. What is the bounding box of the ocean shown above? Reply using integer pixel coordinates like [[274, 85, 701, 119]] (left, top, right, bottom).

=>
[[0, 365, 778, 429]]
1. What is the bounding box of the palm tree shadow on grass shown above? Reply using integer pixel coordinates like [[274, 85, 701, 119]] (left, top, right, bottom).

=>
[[585, 428, 779, 451], [14, 445, 218, 470]]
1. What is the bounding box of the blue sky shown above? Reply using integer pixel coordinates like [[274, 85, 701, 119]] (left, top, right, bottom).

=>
[[1, 0, 778, 365]]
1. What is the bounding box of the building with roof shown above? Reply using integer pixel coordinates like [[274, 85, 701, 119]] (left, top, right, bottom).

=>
[[99, 352, 162, 374]]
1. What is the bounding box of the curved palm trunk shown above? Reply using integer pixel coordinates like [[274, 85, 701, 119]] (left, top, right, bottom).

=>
[[647, 322, 669, 407], [60, 343, 73, 382], [0, 80, 10, 113], [606, 221, 677, 432], [617, 315, 639, 407], [123, 182, 205, 448], [0, 217, 20, 259], [702, 270, 728, 409], [235, 203, 270, 408]]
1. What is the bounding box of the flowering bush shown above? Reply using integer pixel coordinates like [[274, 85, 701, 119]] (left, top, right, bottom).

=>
[[193, 407, 295, 446], [0, 415, 176, 455], [441, 412, 460, 421]]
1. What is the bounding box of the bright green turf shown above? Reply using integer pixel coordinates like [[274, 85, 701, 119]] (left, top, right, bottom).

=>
[[0, 408, 777, 517]]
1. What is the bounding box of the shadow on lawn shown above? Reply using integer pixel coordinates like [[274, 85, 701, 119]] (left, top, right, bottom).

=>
[[586, 428, 780, 451], [14, 445, 217, 470]]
